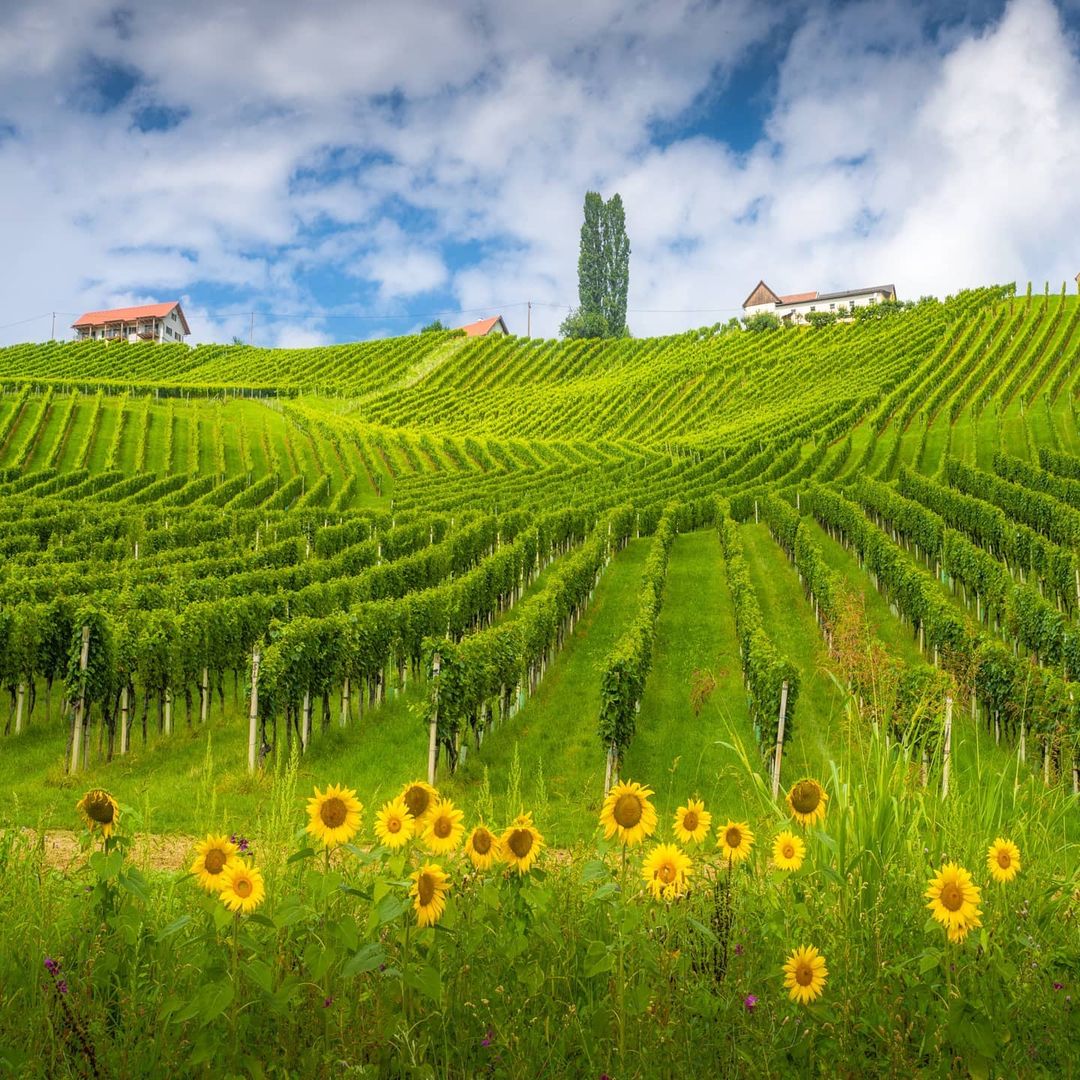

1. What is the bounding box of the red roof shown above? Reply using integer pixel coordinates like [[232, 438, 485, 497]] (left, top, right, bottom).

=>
[[72, 302, 189, 334], [459, 315, 507, 337], [778, 291, 818, 304]]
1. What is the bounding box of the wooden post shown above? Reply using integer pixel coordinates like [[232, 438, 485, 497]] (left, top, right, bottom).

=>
[[247, 646, 261, 774], [1019, 717, 1026, 765], [200, 666, 210, 724], [941, 696, 953, 798], [301, 690, 311, 751], [771, 681, 789, 800], [69, 625, 90, 773], [120, 684, 129, 755], [427, 652, 441, 786], [754, 498, 759, 524], [14, 682, 25, 735], [340, 676, 350, 727], [164, 686, 172, 735], [604, 741, 617, 796]]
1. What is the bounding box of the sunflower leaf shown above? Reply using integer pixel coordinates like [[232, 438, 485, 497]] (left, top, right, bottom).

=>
[[342, 942, 386, 978]]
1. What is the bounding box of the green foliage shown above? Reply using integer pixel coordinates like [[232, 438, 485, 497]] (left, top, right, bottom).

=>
[[567, 190, 630, 338], [743, 311, 782, 332]]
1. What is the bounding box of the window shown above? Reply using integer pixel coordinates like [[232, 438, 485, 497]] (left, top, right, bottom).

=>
[[809, 306, 816, 312], [829, 303, 835, 310]]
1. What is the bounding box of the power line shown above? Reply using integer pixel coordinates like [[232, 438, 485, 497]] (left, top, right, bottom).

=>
[[0, 312, 51, 331]]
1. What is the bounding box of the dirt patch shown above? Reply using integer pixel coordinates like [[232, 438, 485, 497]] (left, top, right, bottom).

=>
[[19, 829, 195, 873]]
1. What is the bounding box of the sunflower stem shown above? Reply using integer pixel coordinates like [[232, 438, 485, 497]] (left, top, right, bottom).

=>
[[617, 842, 627, 1073], [402, 917, 412, 1026]]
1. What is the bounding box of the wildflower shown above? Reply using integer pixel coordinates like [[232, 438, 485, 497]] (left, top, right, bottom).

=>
[[786, 779, 827, 828], [641, 842, 693, 900], [599, 781, 657, 847], [44, 958, 60, 976], [925, 863, 982, 939], [717, 821, 755, 864], [219, 863, 266, 915], [410, 863, 451, 927], [55, 980, 69, 995], [734, 943, 744, 957], [464, 825, 501, 870], [229, 833, 251, 854], [190, 835, 241, 893], [400, 781, 439, 834], [673, 799, 711, 845], [422, 799, 466, 855], [76, 789, 119, 839], [782, 946, 828, 1005], [500, 813, 544, 874], [306, 784, 363, 848], [987, 838, 1021, 883], [744, 994, 758, 1013], [323, 996, 333, 1008], [772, 830, 805, 871], [374, 796, 414, 850], [1054, 982, 1064, 991], [481, 1029, 494, 1048]]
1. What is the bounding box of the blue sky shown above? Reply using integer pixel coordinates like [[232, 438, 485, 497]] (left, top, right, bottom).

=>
[[2, 0, 1080, 345]]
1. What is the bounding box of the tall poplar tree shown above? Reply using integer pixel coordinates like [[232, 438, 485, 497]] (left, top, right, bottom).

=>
[[561, 190, 631, 338]]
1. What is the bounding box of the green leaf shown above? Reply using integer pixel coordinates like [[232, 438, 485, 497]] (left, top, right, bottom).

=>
[[584, 941, 614, 978], [157, 915, 192, 941], [918, 948, 942, 975], [199, 981, 235, 1022], [342, 942, 386, 978], [405, 964, 442, 1003], [243, 958, 275, 995], [581, 859, 609, 883]]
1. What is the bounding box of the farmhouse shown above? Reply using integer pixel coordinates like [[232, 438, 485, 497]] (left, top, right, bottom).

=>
[[460, 315, 509, 337], [742, 281, 896, 324], [72, 301, 190, 343]]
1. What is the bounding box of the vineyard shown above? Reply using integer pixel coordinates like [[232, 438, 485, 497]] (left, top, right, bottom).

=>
[[2, 282, 1079, 1075]]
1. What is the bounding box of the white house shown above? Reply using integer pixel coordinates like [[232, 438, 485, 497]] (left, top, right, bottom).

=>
[[742, 281, 897, 324], [72, 301, 190, 343]]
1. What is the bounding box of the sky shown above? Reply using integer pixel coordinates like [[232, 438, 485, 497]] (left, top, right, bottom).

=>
[[2, 0, 1080, 346]]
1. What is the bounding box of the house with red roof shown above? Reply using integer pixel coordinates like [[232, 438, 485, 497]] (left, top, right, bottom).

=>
[[72, 301, 190, 343], [742, 281, 896, 324], [459, 315, 508, 337]]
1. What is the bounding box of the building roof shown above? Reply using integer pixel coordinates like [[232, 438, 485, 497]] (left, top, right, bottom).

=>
[[814, 284, 896, 303], [742, 280, 781, 309], [778, 291, 818, 304], [460, 315, 508, 337], [72, 301, 190, 334]]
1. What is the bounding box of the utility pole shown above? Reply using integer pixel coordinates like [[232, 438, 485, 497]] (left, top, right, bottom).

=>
[[527, 301, 531, 339], [249, 312, 255, 346], [50, 312, 56, 340]]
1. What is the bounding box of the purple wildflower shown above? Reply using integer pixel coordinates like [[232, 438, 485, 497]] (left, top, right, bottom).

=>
[[44, 957, 60, 976], [323, 996, 333, 1008], [734, 943, 744, 957], [481, 1029, 494, 1048], [1054, 982, 1064, 991], [230, 834, 251, 854], [56, 980, 69, 995], [744, 994, 758, 1013]]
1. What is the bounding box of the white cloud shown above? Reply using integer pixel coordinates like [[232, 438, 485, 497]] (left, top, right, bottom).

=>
[[0, 0, 1078, 345]]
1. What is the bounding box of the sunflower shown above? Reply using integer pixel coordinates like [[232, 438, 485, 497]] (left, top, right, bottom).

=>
[[925, 862, 982, 935], [464, 825, 501, 870], [599, 781, 658, 847], [786, 779, 828, 828], [400, 780, 440, 835], [306, 784, 363, 849], [500, 812, 545, 874], [717, 821, 755, 864], [219, 862, 266, 915], [190, 834, 241, 892], [422, 799, 465, 854], [374, 796, 413, 850], [673, 799, 711, 845], [76, 789, 120, 839], [782, 945, 828, 1005], [772, 830, 805, 872], [410, 863, 451, 927], [986, 838, 1021, 884], [946, 910, 982, 944], [642, 842, 693, 900]]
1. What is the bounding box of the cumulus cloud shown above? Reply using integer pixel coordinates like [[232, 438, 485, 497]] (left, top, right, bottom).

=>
[[0, 0, 1078, 345]]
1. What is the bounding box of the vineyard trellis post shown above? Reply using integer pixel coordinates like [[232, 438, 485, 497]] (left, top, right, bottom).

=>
[[120, 684, 129, 755], [15, 682, 25, 735], [69, 625, 91, 773], [247, 645, 261, 774], [770, 680, 789, 800], [427, 651, 441, 787], [941, 696, 953, 798]]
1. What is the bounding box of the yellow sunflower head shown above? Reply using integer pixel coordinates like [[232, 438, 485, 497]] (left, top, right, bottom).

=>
[[76, 789, 120, 839], [306, 784, 363, 849], [400, 780, 440, 834], [946, 909, 982, 944], [672, 799, 711, 845], [219, 862, 266, 915], [772, 830, 805, 872], [782, 945, 828, 1005], [986, 838, 1020, 884], [500, 812, 544, 874], [641, 842, 693, 901], [925, 862, 982, 933], [422, 799, 465, 855], [190, 834, 241, 892], [464, 825, 501, 870], [599, 781, 658, 847], [410, 863, 451, 927], [717, 821, 755, 864], [374, 796, 414, 850], [786, 779, 828, 828]]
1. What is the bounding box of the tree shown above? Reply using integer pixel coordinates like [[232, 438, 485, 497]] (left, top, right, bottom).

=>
[[562, 191, 631, 338], [743, 312, 782, 332], [420, 319, 447, 333]]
